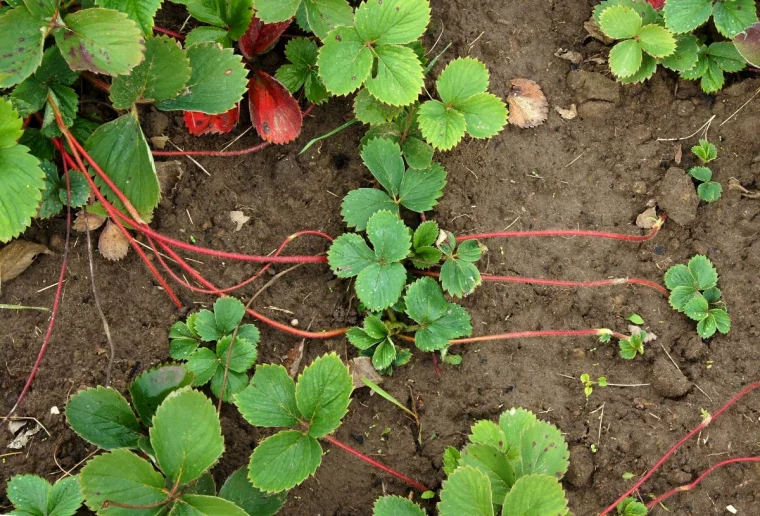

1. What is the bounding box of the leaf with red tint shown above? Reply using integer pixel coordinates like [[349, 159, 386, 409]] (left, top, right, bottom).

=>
[[248, 71, 302, 144], [183, 105, 240, 136], [646, 0, 664, 9], [734, 22, 760, 68], [239, 16, 292, 60]]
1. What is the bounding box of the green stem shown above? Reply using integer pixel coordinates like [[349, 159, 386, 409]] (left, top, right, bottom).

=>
[[0, 304, 51, 312]]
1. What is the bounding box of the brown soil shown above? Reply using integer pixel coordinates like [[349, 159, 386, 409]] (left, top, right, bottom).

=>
[[3, 0, 760, 514]]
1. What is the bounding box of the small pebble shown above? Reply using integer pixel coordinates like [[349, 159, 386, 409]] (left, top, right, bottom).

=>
[[290, 319, 299, 327]]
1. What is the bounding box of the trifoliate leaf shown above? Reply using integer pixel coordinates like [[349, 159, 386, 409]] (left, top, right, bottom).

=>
[[317, 26, 373, 96], [129, 365, 194, 425], [354, 88, 404, 125], [361, 137, 405, 196], [0, 7, 46, 88], [663, 0, 713, 33], [660, 34, 700, 72], [438, 466, 494, 516], [295, 352, 353, 438], [354, 0, 430, 45], [637, 24, 677, 57], [80, 449, 167, 513], [248, 430, 322, 492], [155, 44, 249, 114], [398, 162, 447, 212], [219, 467, 288, 516], [6, 475, 82, 516], [440, 257, 482, 298], [65, 386, 141, 449], [692, 139, 717, 163], [85, 112, 160, 222], [54, 8, 145, 76], [374, 496, 426, 516], [712, 0, 757, 38], [697, 181, 722, 203], [515, 420, 570, 478], [365, 44, 424, 106], [405, 277, 473, 351], [402, 136, 434, 170], [459, 443, 516, 506], [96, 0, 162, 36], [701, 59, 725, 93], [38, 160, 90, 219], [110, 36, 192, 109], [609, 39, 644, 78], [276, 38, 329, 105], [170, 324, 201, 359], [664, 255, 718, 311], [619, 338, 639, 359], [235, 364, 302, 427], [689, 165, 713, 182], [734, 21, 760, 67], [150, 388, 224, 487], [501, 474, 569, 516], [599, 5, 643, 39], [186, 347, 220, 386]]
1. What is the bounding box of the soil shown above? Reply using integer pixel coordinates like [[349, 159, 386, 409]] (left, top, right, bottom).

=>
[[2, 0, 760, 514]]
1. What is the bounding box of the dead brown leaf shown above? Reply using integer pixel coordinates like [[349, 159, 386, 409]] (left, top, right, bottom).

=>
[[98, 220, 129, 261], [0, 240, 52, 283], [284, 340, 305, 378], [554, 104, 577, 120], [636, 207, 658, 229], [73, 211, 106, 232], [555, 48, 583, 65], [673, 142, 683, 165], [584, 17, 614, 44], [349, 356, 383, 389], [229, 211, 251, 232], [507, 79, 548, 129], [728, 178, 760, 199]]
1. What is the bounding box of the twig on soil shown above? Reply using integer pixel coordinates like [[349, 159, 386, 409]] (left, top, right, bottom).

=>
[[6, 416, 52, 437], [656, 115, 715, 142], [719, 86, 760, 127], [83, 205, 116, 387], [659, 343, 683, 375]]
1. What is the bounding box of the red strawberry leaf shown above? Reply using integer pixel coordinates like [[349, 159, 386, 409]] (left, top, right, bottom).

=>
[[183, 105, 240, 136], [647, 0, 664, 9], [239, 16, 292, 60], [248, 71, 302, 144]]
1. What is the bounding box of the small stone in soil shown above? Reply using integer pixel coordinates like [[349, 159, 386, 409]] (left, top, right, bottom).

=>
[[652, 356, 692, 399], [656, 168, 699, 226]]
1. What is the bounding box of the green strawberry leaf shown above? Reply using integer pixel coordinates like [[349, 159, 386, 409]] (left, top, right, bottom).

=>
[[235, 364, 302, 427], [328, 233, 377, 278], [438, 466, 494, 516], [459, 443, 516, 506], [637, 24, 677, 58], [688, 165, 713, 182], [593, 0, 658, 27], [317, 26, 373, 96], [417, 100, 467, 151], [0, 7, 46, 88], [54, 8, 145, 76], [23, 0, 58, 20], [341, 188, 399, 231], [664, 0, 713, 33], [688, 255, 719, 290], [40, 82, 78, 138], [660, 34, 700, 72], [440, 257, 482, 298], [413, 220, 440, 248], [405, 277, 472, 351], [302, 0, 354, 40], [184, 0, 254, 40], [155, 43, 248, 114], [6, 475, 82, 516], [618, 53, 657, 84], [361, 136, 405, 197], [712, 0, 757, 38], [150, 387, 224, 487], [457, 240, 485, 262], [276, 38, 329, 105], [410, 245, 443, 269], [609, 39, 644, 78], [248, 430, 322, 493], [710, 308, 731, 334], [216, 335, 257, 373], [129, 365, 194, 425], [218, 467, 288, 516], [515, 420, 570, 478], [684, 294, 709, 321], [402, 136, 434, 170], [437, 57, 490, 104], [354, 0, 430, 45], [697, 181, 722, 202], [252, 0, 300, 23], [374, 496, 426, 516], [500, 474, 569, 516], [79, 449, 167, 513], [96, 0, 162, 36], [295, 352, 353, 437], [110, 36, 192, 109], [696, 313, 717, 338], [354, 88, 404, 125], [65, 386, 142, 450], [692, 139, 717, 163], [84, 112, 160, 222], [185, 26, 233, 48], [354, 260, 407, 312], [186, 347, 220, 386], [707, 41, 747, 72], [169, 321, 202, 359], [398, 162, 447, 212], [365, 44, 424, 106], [443, 446, 462, 475], [38, 160, 90, 219], [372, 339, 397, 370], [212, 368, 251, 403], [599, 5, 643, 39], [703, 286, 722, 303], [469, 420, 508, 452], [173, 494, 248, 516], [617, 497, 649, 516], [458, 92, 508, 140], [499, 408, 538, 461], [213, 297, 247, 334], [618, 338, 639, 359]]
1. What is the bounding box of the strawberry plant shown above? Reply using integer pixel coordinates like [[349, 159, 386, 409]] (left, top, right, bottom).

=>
[[581, 373, 609, 399], [5, 475, 83, 516], [594, 0, 755, 92], [688, 139, 722, 203], [617, 497, 648, 515], [374, 408, 570, 515], [169, 297, 260, 401], [71, 385, 284, 514], [664, 255, 731, 339]]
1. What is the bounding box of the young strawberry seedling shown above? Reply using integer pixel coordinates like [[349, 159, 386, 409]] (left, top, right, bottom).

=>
[[664, 255, 731, 339], [581, 373, 609, 399], [688, 139, 723, 203], [169, 297, 260, 401]]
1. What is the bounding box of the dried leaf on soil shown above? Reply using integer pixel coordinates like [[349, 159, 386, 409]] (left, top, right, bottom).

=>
[[349, 356, 383, 389], [0, 240, 52, 283], [507, 79, 549, 128], [584, 18, 614, 44], [555, 48, 583, 64], [229, 211, 251, 232], [629, 325, 658, 343], [673, 142, 682, 165], [73, 211, 106, 232], [284, 340, 305, 378], [98, 220, 129, 261], [554, 104, 577, 120], [636, 206, 658, 229], [7, 422, 42, 449], [728, 178, 760, 199]]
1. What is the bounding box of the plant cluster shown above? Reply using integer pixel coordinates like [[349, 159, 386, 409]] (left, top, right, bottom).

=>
[[688, 139, 722, 203], [665, 255, 731, 338], [169, 297, 260, 401], [374, 408, 571, 515], [594, 0, 757, 92]]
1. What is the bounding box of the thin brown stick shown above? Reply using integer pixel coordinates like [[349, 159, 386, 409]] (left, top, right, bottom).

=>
[[83, 205, 116, 387]]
